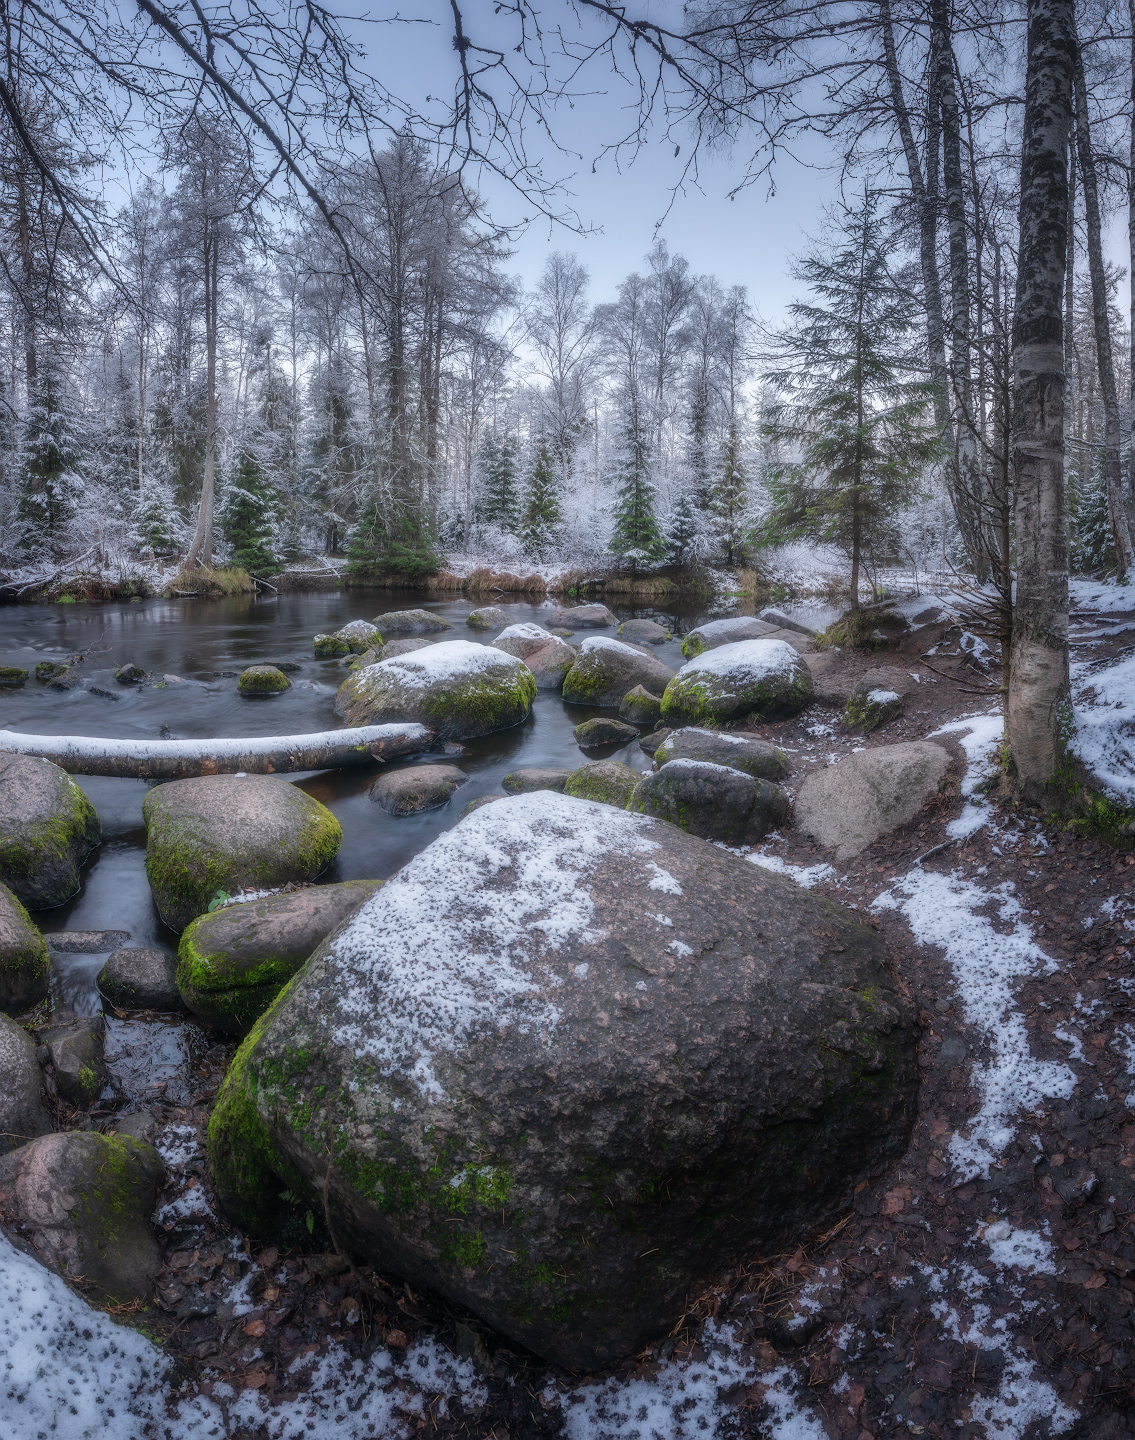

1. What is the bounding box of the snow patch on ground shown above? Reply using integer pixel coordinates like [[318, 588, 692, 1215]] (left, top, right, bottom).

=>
[[930, 712, 1004, 840], [1069, 650, 1135, 803], [748, 852, 838, 889], [981, 1222, 1057, 1275], [1069, 577, 1135, 614]]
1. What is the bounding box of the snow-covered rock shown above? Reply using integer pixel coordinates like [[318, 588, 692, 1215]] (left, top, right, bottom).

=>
[[661, 639, 814, 726], [680, 616, 782, 659], [562, 636, 675, 708]]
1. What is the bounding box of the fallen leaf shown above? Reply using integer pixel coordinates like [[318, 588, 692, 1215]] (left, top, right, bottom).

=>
[[243, 1319, 266, 1337], [1083, 1274, 1107, 1290], [386, 1328, 409, 1348], [243, 1372, 268, 1389]]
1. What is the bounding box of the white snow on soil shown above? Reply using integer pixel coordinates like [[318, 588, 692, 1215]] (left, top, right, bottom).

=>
[[981, 1222, 1057, 1276], [676, 638, 802, 685], [748, 853, 837, 889], [1069, 649, 1135, 803], [325, 792, 664, 1096], [930, 711, 1005, 840], [1069, 576, 1135, 614], [356, 640, 527, 692]]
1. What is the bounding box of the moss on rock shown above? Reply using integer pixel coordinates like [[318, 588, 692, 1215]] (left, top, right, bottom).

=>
[[661, 639, 814, 727], [238, 665, 291, 695], [0, 881, 50, 1014], [0, 756, 101, 910], [564, 760, 640, 807]]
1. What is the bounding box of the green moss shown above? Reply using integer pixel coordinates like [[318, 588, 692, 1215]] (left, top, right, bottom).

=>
[[0, 667, 28, 685], [0, 774, 101, 899], [314, 633, 351, 657], [660, 667, 813, 727], [238, 665, 291, 695], [679, 635, 707, 660], [843, 685, 902, 735], [564, 762, 640, 807], [418, 670, 536, 734], [34, 660, 71, 681], [55, 594, 76, 604]]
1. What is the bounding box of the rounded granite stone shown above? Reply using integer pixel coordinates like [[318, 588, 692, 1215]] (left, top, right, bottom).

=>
[[0, 754, 101, 910]]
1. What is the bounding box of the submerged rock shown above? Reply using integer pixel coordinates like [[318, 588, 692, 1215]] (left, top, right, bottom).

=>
[[0, 666, 28, 685], [237, 665, 291, 696], [617, 618, 671, 644], [501, 768, 574, 795], [114, 662, 147, 684], [97, 948, 181, 1011], [177, 880, 381, 1036], [38, 1013, 106, 1107], [0, 754, 101, 910], [0, 1012, 52, 1156], [563, 759, 640, 807], [794, 741, 951, 860], [545, 603, 616, 629], [631, 759, 790, 845], [466, 606, 510, 630], [661, 639, 814, 727], [562, 637, 675, 709], [369, 766, 468, 816], [573, 717, 639, 749], [0, 883, 50, 1014], [208, 792, 917, 1368], [372, 608, 451, 635], [334, 641, 537, 741], [653, 727, 789, 782], [143, 775, 343, 932], [0, 1131, 165, 1303], [680, 616, 782, 659], [618, 685, 663, 727]]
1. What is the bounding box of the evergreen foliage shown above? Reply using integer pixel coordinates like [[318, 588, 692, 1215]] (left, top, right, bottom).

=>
[[347, 496, 441, 581], [1071, 454, 1116, 575], [666, 490, 699, 567], [17, 364, 83, 552], [222, 455, 281, 576], [519, 441, 563, 559], [712, 423, 748, 566], [608, 416, 667, 572], [475, 435, 520, 530]]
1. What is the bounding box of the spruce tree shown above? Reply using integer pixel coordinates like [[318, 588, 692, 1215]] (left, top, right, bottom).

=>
[[712, 423, 748, 566], [18, 363, 83, 553], [666, 490, 699, 567], [519, 441, 563, 560], [132, 478, 180, 555], [476, 435, 520, 531], [608, 415, 666, 574], [347, 496, 440, 582], [223, 454, 281, 576], [1071, 454, 1115, 575], [759, 190, 940, 609]]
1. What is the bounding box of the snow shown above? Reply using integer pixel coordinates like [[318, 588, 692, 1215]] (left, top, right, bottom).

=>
[[578, 635, 650, 659], [0, 722, 431, 762], [334, 619, 379, 640], [358, 639, 526, 691], [982, 1223, 1057, 1275], [675, 727, 751, 745], [866, 688, 899, 705], [325, 791, 665, 1097], [686, 617, 773, 642], [647, 863, 682, 894], [495, 622, 552, 641], [1068, 650, 1135, 802], [658, 757, 738, 775], [676, 638, 803, 686], [1069, 576, 1135, 615], [930, 712, 1005, 840], [748, 852, 837, 889]]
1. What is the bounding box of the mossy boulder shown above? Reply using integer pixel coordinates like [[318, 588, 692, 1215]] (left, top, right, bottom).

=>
[[501, 768, 574, 795], [335, 619, 382, 652], [369, 766, 468, 815], [467, 606, 510, 630], [638, 728, 672, 758], [0, 755, 101, 910], [97, 947, 181, 1011], [661, 639, 814, 727], [142, 775, 343, 932], [562, 637, 675, 709], [334, 640, 537, 742], [178, 880, 381, 1036], [314, 632, 352, 658], [0, 666, 28, 685], [680, 616, 782, 659], [379, 637, 432, 660], [573, 717, 639, 749], [372, 608, 450, 635], [492, 624, 576, 691], [653, 728, 790, 782], [618, 685, 663, 727], [0, 883, 50, 1014], [114, 662, 147, 684], [630, 759, 791, 845], [563, 759, 640, 807], [843, 667, 915, 734], [238, 664, 291, 695], [617, 618, 671, 644], [207, 791, 917, 1367], [34, 660, 71, 681], [0, 1012, 52, 1156], [0, 1131, 165, 1303], [38, 1013, 106, 1107]]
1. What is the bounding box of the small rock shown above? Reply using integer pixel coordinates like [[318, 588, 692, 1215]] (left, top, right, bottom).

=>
[[314, 632, 351, 658], [34, 660, 72, 682], [369, 766, 469, 816], [371, 608, 451, 635], [653, 728, 789, 782], [631, 760, 790, 845], [794, 741, 951, 859], [563, 760, 640, 807], [618, 686, 663, 727], [843, 667, 916, 733], [460, 796, 500, 816], [107, 1111, 158, 1144], [38, 1013, 107, 1107], [467, 606, 510, 630], [333, 619, 381, 653], [98, 948, 182, 1011], [680, 617, 781, 659], [0, 1012, 52, 1156], [115, 662, 147, 685], [0, 754, 102, 910], [548, 627, 575, 638], [562, 637, 675, 709], [617, 619, 671, 644], [0, 883, 50, 1014], [638, 728, 672, 758], [0, 666, 28, 685], [346, 648, 379, 670], [237, 665, 291, 695], [546, 603, 616, 629], [501, 768, 575, 795], [758, 607, 819, 638], [47, 930, 130, 953], [0, 1131, 165, 1303], [88, 686, 120, 701], [573, 717, 640, 749]]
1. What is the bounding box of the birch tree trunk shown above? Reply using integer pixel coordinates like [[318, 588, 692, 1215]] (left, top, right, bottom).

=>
[[186, 222, 219, 568], [1073, 38, 1135, 576], [1008, 0, 1075, 791], [1129, 0, 1135, 544]]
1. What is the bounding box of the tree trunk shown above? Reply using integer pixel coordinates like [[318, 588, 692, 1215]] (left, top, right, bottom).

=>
[[1008, 0, 1075, 792], [1073, 37, 1135, 576], [1129, 0, 1135, 546], [186, 226, 219, 568]]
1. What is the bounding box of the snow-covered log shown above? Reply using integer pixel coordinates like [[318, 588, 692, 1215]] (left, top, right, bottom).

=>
[[0, 724, 435, 779]]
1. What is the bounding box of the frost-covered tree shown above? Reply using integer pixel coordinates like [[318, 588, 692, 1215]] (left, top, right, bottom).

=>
[[476, 434, 520, 531], [519, 441, 562, 560], [608, 409, 666, 573], [223, 454, 280, 577]]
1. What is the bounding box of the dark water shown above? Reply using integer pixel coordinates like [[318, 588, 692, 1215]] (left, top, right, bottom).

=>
[[0, 587, 732, 1015]]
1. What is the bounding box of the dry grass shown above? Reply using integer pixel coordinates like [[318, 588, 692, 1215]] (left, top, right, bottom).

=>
[[461, 566, 548, 595], [600, 574, 680, 598], [163, 564, 255, 597]]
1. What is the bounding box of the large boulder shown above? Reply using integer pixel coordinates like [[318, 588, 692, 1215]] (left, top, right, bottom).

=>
[[562, 637, 676, 708], [466, 606, 510, 630], [0, 1131, 164, 1303], [631, 760, 790, 845], [142, 775, 343, 932], [0, 883, 50, 1014], [335, 641, 537, 741], [237, 664, 290, 696], [759, 606, 820, 638], [97, 947, 181, 1011], [208, 792, 917, 1368], [491, 624, 576, 691], [653, 728, 789, 782], [0, 755, 101, 910], [661, 639, 814, 727], [380, 637, 432, 660], [177, 880, 381, 1036], [0, 1012, 52, 1156], [680, 616, 782, 659], [573, 717, 639, 749], [491, 622, 557, 660], [618, 618, 671, 644], [618, 686, 663, 727], [545, 603, 616, 629], [337, 619, 382, 651], [372, 608, 451, 635], [563, 759, 641, 807], [369, 765, 468, 816], [38, 1014, 105, 1107], [794, 741, 951, 860], [804, 650, 854, 706]]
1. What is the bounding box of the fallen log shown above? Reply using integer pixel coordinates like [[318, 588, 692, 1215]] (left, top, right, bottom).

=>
[[0, 723, 435, 779]]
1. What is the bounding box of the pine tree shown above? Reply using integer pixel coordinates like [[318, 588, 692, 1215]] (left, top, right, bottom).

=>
[[759, 190, 940, 609], [223, 454, 281, 576], [712, 423, 748, 566], [608, 415, 666, 574], [347, 496, 440, 581], [18, 362, 83, 553], [1071, 454, 1115, 575], [132, 477, 180, 555], [666, 490, 699, 567], [519, 441, 563, 560], [475, 435, 520, 531]]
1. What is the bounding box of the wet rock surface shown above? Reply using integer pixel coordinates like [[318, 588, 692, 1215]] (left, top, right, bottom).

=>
[[466, 606, 510, 630], [0, 882, 50, 1013], [631, 759, 791, 844], [0, 753, 102, 909], [544, 602, 616, 629], [617, 618, 671, 644], [572, 716, 639, 748], [38, 1012, 107, 1106], [98, 947, 182, 1011], [653, 726, 790, 781], [372, 608, 451, 635], [561, 636, 675, 708], [0, 1011, 52, 1156], [500, 767, 573, 794], [369, 764, 468, 816]]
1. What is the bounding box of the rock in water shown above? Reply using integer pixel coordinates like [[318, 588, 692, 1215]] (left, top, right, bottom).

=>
[[38, 1014, 106, 1107], [208, 792, 917, 1368], [177, 881, 381, 1035], [0, 1132, 165, 1303], [334, 641, 537, 741], [335, 619, 382, 652], [631, 760, 790, 845], [759, 606, 820, 637], [562, 637, 675, 708], [114, 662, 147, 684], [0, 883, 50, 1014], [378, 638, 431, 660], [563, 760, 641, 807], [573, 717, 640, 749], [794, 742, 951, 859], [142, 775, 343, 932], [0, 754, 101, 909], [638, 728, 672, 758], [0, 1012, 52, 1156], [371, 608, 451, 635], [492, 624, 577, 691], [369, 766, 468, 816], [466, 606, 510, 630], [491, 622, 556, 660], [501, 768, 574, 795], [618, 686, 663, 727], [313, 632, 351, 658], [545, 603, 616, 629], [653, 728, 789, 782], [661, 639, 814, 726], [237, 665, 291, 696], [617, 618, 671, 644], [680, 616, 782, 659], [97, 948, 182, 1011]]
